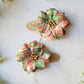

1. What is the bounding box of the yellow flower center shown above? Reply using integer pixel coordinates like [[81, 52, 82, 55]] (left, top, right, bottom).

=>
[[30, 55, 38, 62], [47, 20, 56, 29]]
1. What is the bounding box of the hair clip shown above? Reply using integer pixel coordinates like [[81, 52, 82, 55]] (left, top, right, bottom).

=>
[[27, 8, 70, 40], [16, 41, 59, 72]]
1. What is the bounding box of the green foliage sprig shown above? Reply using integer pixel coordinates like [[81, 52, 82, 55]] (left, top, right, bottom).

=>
[[2, 0, 6, 3], [0, 80, 4, 83], [2, 0, 12, 3], [79, 73, 84, 84], [0, 57, 3, 62]]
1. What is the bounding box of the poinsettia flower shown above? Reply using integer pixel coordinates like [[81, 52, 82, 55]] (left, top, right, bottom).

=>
[[16, 41, 51, 72], [37, 8, 69, 40]]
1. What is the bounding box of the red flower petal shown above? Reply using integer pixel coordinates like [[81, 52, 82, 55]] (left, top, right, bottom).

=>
[[38, 56, 49, 64], [57, 13, 64, 16], [52, 29, 56, 34], [42, 44, 46, 49], [56, 26, 63, 35], [23, 49, 28, 57], [62, 20, 69, 27], [47, 32, 53, 40], [27, 59, 35, 71], [40, 27, 47, 32]]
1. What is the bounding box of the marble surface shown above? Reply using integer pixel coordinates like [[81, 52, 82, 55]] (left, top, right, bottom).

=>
[[0, 0, 84, 84]]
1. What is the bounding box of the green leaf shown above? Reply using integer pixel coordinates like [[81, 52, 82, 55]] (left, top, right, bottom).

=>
[[79, 83, 82, 84], [0, 57, 3, 61], [82, 73, 84, 75], [56, 34, 62, 38], [2, 0, 6, 3], [81, 80, 84, 83], [0, 80, 4, 83]]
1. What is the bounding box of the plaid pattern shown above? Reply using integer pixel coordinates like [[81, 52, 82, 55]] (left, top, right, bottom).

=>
[[37, 8, 69, 40], [40, 11, 49, 23], [46, 8, 58, 16], [16, 41, 51, 72]]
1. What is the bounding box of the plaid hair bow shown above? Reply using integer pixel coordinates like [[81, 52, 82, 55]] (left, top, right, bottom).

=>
[[27, 8, 70, 40], [16, 41, 51, 72]]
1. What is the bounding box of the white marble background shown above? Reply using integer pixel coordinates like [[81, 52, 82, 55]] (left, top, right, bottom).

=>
[[0, 0, 84, 84]]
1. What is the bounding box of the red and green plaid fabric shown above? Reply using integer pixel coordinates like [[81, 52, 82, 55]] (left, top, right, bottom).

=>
[[16, 41, 51, 72], [37, 8, 69, 40]]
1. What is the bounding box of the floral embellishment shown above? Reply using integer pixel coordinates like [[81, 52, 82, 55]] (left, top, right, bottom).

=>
[[37, 8, 69, 40], [16, 41, 51, 72]]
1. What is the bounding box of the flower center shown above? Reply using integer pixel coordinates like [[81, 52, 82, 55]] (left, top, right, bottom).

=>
[[30, 55, 38, 62], [47, 20, 56, 29]]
